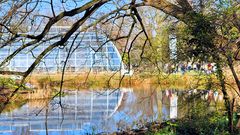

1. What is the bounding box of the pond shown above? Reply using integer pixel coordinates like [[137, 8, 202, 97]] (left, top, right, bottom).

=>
[[0, 88, 224, 134]]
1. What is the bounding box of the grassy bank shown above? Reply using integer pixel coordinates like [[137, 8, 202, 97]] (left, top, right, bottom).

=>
[[24, 71, 224, 91], [0, 70, 238, 101], [144, 112, 239, 135], [1, 68, 237, 91]]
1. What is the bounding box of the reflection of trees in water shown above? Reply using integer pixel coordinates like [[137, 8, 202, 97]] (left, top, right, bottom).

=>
[[176, 90, 225, 118], [114, 88, 159, 129], [157, 89, 225, 121], [28, 99, 51, 109], [120, 86, 158, 119], [162, 90, 178, 120], [117, 88, 225, 127]]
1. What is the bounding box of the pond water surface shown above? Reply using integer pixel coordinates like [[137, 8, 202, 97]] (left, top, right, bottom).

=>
[[0, 88, 224, 134]]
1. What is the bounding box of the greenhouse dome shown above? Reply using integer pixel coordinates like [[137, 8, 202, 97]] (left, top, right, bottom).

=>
[[0, 26, 126, 73]]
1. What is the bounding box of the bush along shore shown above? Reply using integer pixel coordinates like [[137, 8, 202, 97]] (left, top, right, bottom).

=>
[[117, 110, 240, 135]]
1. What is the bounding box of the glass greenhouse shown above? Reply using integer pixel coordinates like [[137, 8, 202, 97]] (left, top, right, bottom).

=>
[[0, 26, 125, 73]]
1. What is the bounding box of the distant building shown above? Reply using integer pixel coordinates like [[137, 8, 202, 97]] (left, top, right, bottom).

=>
[[0, 26, 126, 73]]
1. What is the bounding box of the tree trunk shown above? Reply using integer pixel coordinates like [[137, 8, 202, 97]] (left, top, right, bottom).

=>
[[216, 62, 234, 134], [227, 56, 240, 93]]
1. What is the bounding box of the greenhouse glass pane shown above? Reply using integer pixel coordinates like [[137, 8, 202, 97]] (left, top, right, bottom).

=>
[[0, 28, 124, 72]]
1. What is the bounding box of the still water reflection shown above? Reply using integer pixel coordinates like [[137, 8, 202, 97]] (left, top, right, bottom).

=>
[[0, 88, 224, 134]]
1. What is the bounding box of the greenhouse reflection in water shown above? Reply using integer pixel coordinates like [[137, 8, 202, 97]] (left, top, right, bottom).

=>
[[0, 88, 224, 134]]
